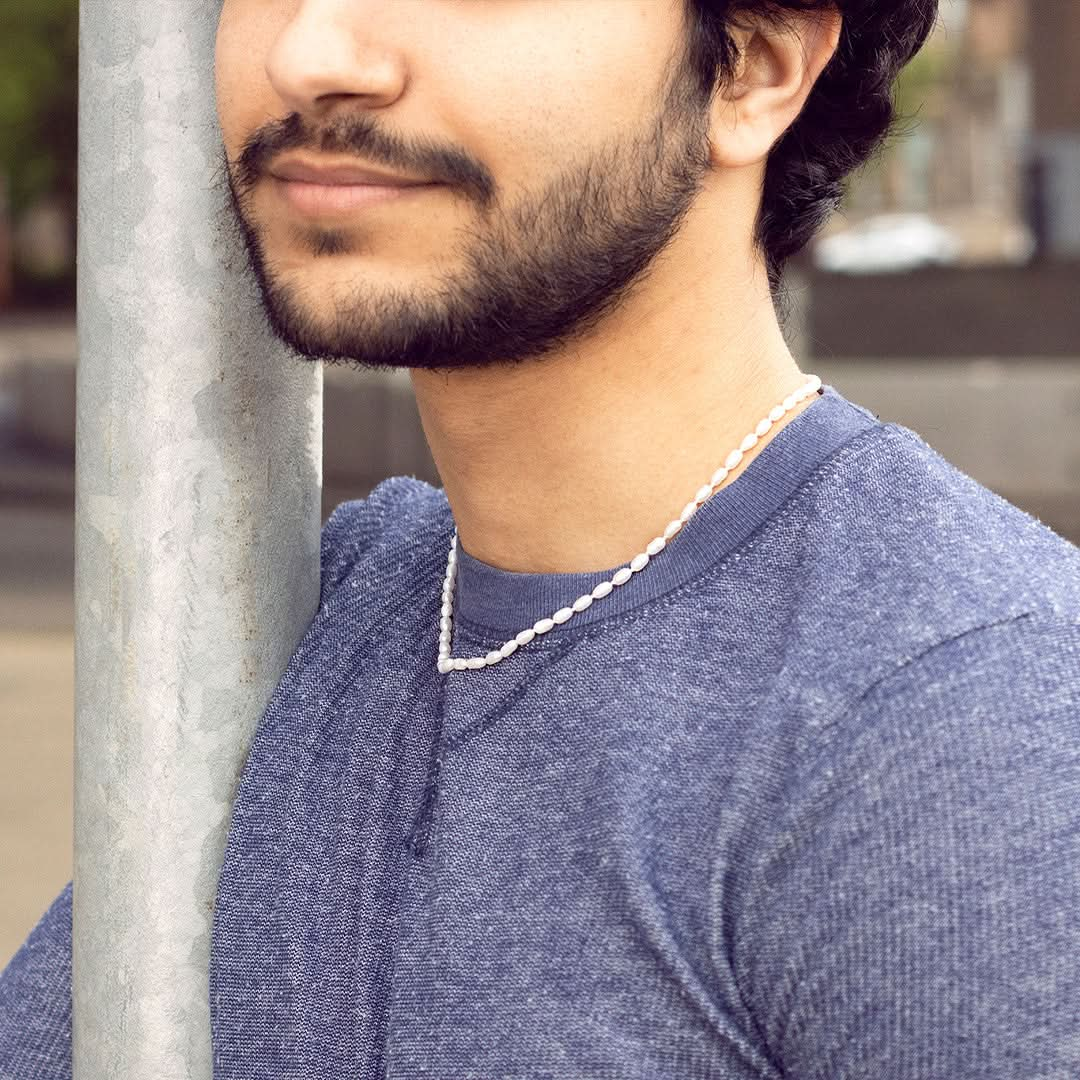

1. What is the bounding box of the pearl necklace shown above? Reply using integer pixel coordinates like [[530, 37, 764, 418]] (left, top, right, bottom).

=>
[[436, 373, 823, 674]]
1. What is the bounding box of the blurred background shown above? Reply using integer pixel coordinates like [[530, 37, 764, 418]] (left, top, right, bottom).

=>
[[1, 0, 1078, 967]]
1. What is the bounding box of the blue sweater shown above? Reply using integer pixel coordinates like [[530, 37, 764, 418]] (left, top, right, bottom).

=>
[[3, 385, 1080, 1079]]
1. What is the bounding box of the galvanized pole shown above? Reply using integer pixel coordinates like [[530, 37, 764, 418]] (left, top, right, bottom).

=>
[[74, 3, 323, 1077]]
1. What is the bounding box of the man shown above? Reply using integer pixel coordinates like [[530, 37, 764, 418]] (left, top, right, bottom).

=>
[[4, 1, 1080, 1077]]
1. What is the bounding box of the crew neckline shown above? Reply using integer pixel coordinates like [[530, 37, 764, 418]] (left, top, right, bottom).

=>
[[450, 385, 881, 639]]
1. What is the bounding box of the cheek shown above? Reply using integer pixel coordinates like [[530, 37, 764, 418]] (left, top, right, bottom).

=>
[[214, 6, 276, 145], [213, 21, 242, 142]]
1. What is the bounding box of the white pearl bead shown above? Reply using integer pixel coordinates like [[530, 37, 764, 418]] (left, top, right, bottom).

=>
[[435, 377, 820, 672]]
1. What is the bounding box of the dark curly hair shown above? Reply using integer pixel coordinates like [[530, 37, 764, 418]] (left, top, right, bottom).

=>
[[678, 0, 940, 315]]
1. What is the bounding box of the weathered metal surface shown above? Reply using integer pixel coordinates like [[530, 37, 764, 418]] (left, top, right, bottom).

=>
[[74, 2, 322, 1076]]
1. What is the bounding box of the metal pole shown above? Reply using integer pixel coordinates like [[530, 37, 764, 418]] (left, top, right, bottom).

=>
[[74, 2, 323, 1076]]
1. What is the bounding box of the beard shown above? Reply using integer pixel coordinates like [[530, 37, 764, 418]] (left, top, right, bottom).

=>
[[221, 42, 715, 375]]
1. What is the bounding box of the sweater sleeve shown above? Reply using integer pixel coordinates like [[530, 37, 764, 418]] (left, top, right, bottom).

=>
[[0, 882, 72, 1080], [318, 477, 434, 608], [747, 612, 1080, 1080]]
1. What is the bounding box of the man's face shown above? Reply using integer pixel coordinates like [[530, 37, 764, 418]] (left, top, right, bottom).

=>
[[215, 0, 716, 373]]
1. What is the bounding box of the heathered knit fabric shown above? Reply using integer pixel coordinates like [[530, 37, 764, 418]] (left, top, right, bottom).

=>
[[2, 384, 1079, 1079]]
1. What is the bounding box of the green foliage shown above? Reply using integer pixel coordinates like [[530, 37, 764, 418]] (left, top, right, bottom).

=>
[[0, 0, 78, 218], [892, 32, 958, 125], [839, 30, 958, 213]]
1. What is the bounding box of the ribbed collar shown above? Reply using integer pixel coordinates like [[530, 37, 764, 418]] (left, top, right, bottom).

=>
[[450, 385, 880, 637]]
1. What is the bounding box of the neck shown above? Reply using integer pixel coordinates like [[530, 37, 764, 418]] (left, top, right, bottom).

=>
[[410, 246, 814, 575]]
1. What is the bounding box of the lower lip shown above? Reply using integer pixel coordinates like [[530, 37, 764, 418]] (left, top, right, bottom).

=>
[[274, 177, 437, 216]]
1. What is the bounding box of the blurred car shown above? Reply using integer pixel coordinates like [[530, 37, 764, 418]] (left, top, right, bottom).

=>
[[812, 212, 963, 273]]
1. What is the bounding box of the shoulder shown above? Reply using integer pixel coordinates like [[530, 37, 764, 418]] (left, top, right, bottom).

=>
[[771, 608, 1080, 845], [319, 475, 451, 608], [749, 609, 1080, 954], [818, 609, 1080, 826], [779, 418, 1080, 714], [736, 611, 1080, 1075], [819, 609, 1080, 787], [818, 419, 1080, 618]]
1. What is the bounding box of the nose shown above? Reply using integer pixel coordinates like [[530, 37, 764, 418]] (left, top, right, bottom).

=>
[[264, 0, 408, 118]]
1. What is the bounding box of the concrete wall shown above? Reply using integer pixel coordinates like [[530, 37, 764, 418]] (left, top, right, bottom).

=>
[[805, 262, 1080, 358], [816, 357, 1080, 542]]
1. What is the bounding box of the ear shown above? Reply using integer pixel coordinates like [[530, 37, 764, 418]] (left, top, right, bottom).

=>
[[708, 4, 842, 170]]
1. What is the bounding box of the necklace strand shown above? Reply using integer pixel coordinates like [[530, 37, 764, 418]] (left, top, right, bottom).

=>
[[437, 373, 822, 674]]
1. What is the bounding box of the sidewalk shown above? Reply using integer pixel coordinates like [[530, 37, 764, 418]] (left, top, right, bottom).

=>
[[0, 503, 74, 970]]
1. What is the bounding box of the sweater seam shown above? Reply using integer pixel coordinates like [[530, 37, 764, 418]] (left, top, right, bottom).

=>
[[720, 607, 1080, 1069]]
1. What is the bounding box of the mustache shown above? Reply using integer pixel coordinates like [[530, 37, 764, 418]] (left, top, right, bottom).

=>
[[230, 112, 495, 207]]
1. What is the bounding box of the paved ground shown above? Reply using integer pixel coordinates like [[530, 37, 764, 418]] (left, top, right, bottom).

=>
[[0, 316, 78, 962], [0, 503, 75, 970], [0, 626, 73, 970]]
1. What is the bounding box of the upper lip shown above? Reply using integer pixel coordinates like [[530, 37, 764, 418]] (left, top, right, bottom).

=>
[[269, 156, 432, 187]]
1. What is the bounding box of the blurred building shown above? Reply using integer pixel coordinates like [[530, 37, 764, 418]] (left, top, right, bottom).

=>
[[835, 0, 1080, 266], [1026, 0, 1080, 259], [836, 0, 1034, 264]]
